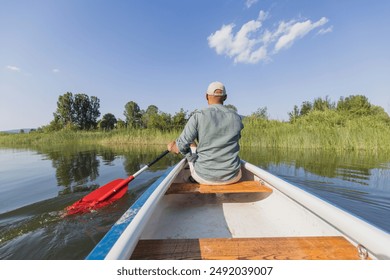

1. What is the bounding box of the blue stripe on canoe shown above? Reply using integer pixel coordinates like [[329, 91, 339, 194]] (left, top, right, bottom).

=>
[[85, 166, 175, 260]]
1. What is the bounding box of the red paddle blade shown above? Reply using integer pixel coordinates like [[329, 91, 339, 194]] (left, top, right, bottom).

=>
[[64, 178, 131, 216]]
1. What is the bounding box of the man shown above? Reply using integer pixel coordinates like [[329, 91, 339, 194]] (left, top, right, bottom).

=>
[[167, 81, 244, 185]]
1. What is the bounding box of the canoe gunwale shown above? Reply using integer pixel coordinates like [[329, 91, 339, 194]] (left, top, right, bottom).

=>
[[242, 160, 390, 260], [86, 158, 187, 260]]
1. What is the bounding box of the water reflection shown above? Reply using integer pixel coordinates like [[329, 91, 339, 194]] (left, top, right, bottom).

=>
[[35, 145, 177, 194], [99, 149, 117, 164], [51, 150, 100, 189], [1, 145, 389, 259], [240, 147, 390, 190], [0, 145, 179, 259]]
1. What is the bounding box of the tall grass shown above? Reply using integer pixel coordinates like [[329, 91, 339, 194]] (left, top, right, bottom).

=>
[[241, 111, 390, 152], [0, 128, 180, 149], [1, 111, 390, 152], [97, 128, 180, 146]]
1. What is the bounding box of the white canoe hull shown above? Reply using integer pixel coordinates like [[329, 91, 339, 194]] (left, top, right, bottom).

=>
[[86, 159, 390, 260]]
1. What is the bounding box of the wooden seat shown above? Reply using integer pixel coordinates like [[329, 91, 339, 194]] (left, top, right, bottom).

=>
[[166, 181, 272, 195], [131, 236, 365, 260]]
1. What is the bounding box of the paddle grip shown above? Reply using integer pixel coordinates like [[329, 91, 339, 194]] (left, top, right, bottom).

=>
[[146, 150, 169, 167]]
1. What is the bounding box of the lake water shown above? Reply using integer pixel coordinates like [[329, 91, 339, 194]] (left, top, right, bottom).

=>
[[0, 145, 389, 259]]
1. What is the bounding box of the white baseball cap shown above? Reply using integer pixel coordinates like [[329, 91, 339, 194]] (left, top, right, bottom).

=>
[[206, 81, 226, 96]]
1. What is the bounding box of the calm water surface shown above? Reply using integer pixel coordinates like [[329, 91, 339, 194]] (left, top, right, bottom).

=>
[[0, 145, 389, 259]]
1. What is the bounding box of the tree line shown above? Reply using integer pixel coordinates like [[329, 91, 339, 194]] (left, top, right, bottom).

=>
[[42, 92, 192, 132], [39, 92, 389, 132], [288, 95, 389, 122]]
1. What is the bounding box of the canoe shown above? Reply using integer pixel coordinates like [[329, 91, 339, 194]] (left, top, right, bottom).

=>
[[86, 159, 390, 260]]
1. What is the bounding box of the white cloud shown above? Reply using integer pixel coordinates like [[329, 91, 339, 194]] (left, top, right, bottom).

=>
[[258, 10, 268, 21], [245, 0, 258, 9], [208, 11, 268, 64], [6, 65, 21, 72], [274, 17, 329, 53], [52, 68, 60, 73], [318, 26, 333, 35], [208, 11, 330, 64], [207, 24, 235, 55]]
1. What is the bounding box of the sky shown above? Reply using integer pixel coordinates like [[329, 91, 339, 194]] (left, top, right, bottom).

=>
[[1, 0, 390, 131]]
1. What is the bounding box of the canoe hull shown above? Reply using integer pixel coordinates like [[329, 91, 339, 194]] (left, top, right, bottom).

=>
[[86, 159, 390, 260]]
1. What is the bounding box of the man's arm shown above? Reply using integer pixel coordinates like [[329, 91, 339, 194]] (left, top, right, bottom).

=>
[[167, 114, 198, 155], [167, 141, 180, 154]]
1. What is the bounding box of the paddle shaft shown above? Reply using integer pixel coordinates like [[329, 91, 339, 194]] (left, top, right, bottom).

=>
[[97, 150, 169, 202]]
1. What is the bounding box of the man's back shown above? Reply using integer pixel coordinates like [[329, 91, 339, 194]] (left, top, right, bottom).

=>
[[167, 81, 243, 184], [180, 104, 243, 182]]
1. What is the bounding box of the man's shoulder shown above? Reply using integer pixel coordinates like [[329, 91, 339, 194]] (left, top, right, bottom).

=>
[[192, 105, 241, 118], [190, 107, 212, 117], [201, 104, 233, 113]]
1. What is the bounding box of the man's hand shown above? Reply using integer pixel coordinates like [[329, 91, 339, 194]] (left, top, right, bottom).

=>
[[167, 141, 180, 154]]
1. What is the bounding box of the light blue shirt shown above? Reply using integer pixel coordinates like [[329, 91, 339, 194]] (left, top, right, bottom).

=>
[[176, 104, 244, 182]]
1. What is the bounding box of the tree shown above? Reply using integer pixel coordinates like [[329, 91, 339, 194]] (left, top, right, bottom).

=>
[[124, 101, 142, 128], [288, 100, 313, 122], [52, 92, 100, 130], [145, 105, 158, 115], [99, 113, 117, 131], [44, 115, 63, 132], [337, 95, 390, 120], [172, 108, 187, 129], [89, 96, 101, 127], [300, 101, 313, 116], [54, 92, 74, 126], [313, 96, 335, 111], [147, 112, 172, 130], [73, 94, 90, 129], [288, 105, 300, 122], [116, 118, 126, 129], [142, 105, 159, 128], [73, 94, 100, 130], [337, 95, 371, 115], [250, 106, 269, 119]]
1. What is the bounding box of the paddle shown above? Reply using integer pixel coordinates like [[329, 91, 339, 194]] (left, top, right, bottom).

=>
[[64, 150, 169, 216]]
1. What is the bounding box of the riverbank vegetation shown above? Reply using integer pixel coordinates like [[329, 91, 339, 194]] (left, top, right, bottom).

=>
[[1, 93, 389, 152], [243, 95, 390, 151]]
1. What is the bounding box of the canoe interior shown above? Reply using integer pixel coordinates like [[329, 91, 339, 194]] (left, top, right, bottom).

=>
[[131, 163, 366, 260]]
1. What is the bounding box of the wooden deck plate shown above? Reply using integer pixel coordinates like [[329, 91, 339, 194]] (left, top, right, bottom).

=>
[[166, 181, 272, 195], [131, 237, 364, 260]]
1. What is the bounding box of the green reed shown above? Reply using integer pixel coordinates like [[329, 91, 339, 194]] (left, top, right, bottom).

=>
[[241, 112, 390, 152], [0, 128, 179, 149], [1, 112, 389, 152]]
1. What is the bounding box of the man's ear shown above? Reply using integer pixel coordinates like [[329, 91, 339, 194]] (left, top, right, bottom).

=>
[[206, 94, 209, 101]]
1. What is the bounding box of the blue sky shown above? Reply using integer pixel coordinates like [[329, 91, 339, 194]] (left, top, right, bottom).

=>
[[1, 0, 390, 131]]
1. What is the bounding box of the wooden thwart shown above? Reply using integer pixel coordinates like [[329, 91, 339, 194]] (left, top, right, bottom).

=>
[[131, 236, 364, 260], [166, 181, 272, 195]]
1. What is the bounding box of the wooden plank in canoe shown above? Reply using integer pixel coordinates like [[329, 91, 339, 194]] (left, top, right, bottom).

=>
[[131, 237, 365, 260], [166, 181, 272, 195]]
